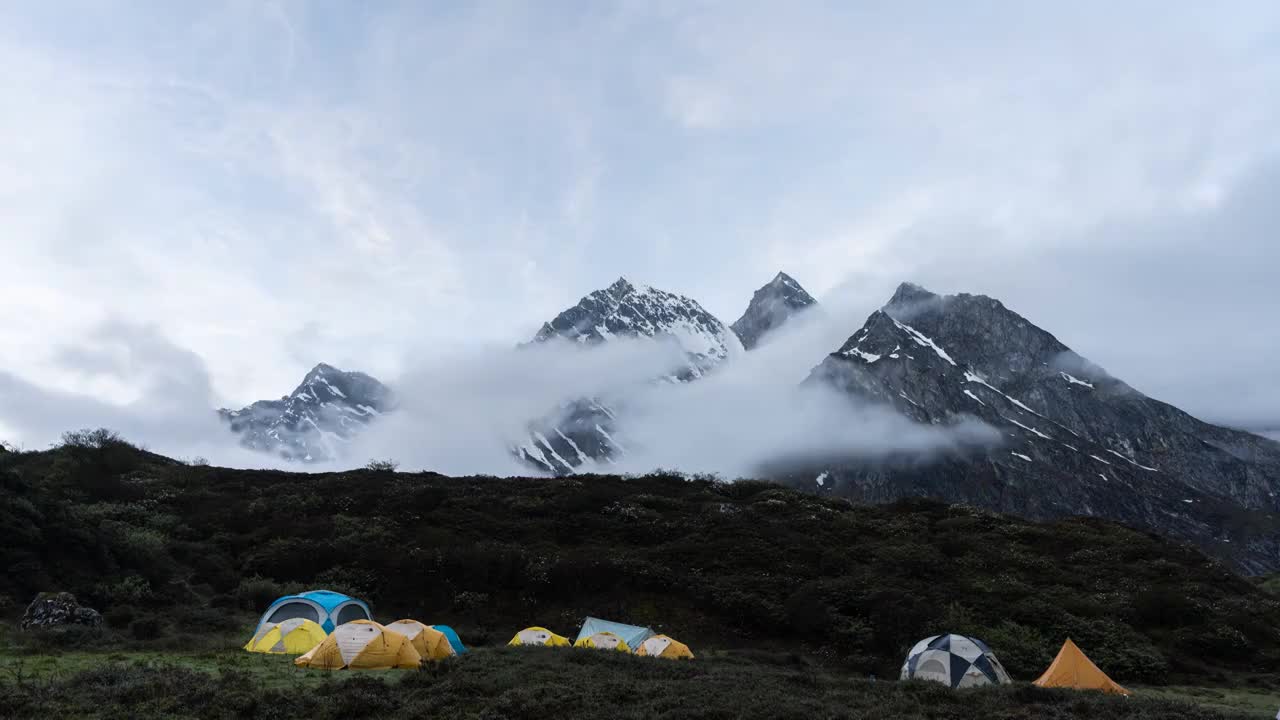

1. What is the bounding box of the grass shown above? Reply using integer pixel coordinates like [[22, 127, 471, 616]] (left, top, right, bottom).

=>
[[1133, 686, 1280, 719], [1, 643, 1270, 720]]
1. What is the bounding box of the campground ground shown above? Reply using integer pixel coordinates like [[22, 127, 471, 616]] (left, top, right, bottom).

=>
[[2, 637, 1278, 720]]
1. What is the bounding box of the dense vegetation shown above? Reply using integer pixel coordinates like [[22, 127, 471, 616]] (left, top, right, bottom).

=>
[[1, 432, 1278, 694]]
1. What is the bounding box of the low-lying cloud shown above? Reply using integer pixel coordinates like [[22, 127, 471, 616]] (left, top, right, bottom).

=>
[[0, 312, 1003, 477]]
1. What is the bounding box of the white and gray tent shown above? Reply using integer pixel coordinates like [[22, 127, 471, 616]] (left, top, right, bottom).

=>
[[900, 634, 1012, 688]]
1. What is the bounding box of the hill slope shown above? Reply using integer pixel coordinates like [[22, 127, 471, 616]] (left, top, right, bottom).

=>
[[1, 441, 1276, 686]]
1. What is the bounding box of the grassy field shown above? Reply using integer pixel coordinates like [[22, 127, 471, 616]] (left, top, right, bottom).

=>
[[2, 640, 1275, 720]]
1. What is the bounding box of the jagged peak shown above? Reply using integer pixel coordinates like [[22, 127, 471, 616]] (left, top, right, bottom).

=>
[[307, 362, 339, 377], [606, 276, 637, 296], [886, 282, 938, 307], [770, 271, 798, 288]]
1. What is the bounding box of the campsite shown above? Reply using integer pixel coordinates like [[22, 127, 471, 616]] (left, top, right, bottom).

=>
[[2, 440, 1279, 718]]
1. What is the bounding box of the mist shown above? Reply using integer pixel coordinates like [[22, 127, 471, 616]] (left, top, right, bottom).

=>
[[0, 307, 1003, 479]]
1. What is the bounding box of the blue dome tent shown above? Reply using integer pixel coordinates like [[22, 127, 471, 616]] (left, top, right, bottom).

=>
[[431, 625, 467, 654], [254, 590, 371, 636]]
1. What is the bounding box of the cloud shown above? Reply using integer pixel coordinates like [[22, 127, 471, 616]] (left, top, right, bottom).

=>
[[350, 307, 1000, 477], [2, 1, 1279, 441], [0, 322, 286, 466], [0, 312, 1000, 479]]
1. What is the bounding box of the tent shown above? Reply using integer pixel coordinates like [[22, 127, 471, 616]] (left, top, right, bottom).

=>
[[574, 631, 631, 652], [636, 634, 694, 660], [243, 618, 327, 654], [900, 634, 1012, 689], [294, 620, 422, 670], [509, 626, 571, 647], [432, 625, 467, 654], [1034, 639, 1130, 695], [253, 589, 371, 635], [575, 617, 653, 650], [384, 620, 456, 661]]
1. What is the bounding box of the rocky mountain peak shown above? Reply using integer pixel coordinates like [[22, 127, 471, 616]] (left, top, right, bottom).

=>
[[802, 282, 1280, 572], [886, 281, 938, 307], [518, 277, 743, 475], [606, 276, 637, 296], [731, 271, 818, 350], [219, 363, 393, 462]]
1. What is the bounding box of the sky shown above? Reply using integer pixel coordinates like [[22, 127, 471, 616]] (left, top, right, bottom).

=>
[[2, 1, 1279, 452]]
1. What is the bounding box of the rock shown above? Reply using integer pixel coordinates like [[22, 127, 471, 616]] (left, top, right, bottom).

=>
[[21, 592, 103, 630], [730, 271, 819, 350], [793, 282, 1280, 573]]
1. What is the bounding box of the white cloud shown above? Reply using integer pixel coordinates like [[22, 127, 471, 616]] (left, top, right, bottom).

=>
[[2, 0, 1279, 447]]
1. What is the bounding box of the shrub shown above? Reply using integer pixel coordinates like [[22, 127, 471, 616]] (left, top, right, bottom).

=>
[[128, 616, 164, 641], [365, 459, 399, 473]]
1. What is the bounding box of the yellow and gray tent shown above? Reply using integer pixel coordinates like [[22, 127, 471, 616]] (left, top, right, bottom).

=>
[[574, 630, 631, 652], [243, 618, 327, 654], [295, 620, 422, 670], [635, 634, 694, 660], [509, 626, 571, 647], [384, 619, 456, 661]]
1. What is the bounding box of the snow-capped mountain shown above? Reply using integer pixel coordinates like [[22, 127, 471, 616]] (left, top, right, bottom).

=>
[[730, 272, 818, 350], [533, 277, 742, 378], [518, 277, 741, 473], [219, 363, 393, 462], [796, 283, 1280, 573]]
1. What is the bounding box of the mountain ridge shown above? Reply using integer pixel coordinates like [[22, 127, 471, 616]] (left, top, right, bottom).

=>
[[210, 276, 1280, 572]]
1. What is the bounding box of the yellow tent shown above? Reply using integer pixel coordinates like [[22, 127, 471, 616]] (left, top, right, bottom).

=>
[[508, 626, 571, 647], [635, 634, 694, 660], [243, 618, 327, 654], [574, 631, 631, 653], [1034, 638, 1130, 695], [384, 620, 456, 661], [295, 620, 422, 670]]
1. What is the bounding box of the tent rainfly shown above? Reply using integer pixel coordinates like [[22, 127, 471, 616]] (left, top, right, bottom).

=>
[[253, 589, 371, 635], [636, 635, 694, 660], [432, 625, 467, 654], [243, 618, 327, 654], [900, 634, 1012, 689], [574, 630, 631, 652], [294, 620, 422, 670], [509, 627, 571, 647], [575, 617, 653, 650], [384, 620, 456, 661], [1034, 639, 1130, 695]]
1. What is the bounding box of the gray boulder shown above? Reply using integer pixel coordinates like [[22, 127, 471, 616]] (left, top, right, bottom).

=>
[[20, 592, 103, 630]]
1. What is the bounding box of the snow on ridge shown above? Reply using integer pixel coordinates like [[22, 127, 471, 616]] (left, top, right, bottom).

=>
[[1005, 415, 1052, 440], [1012, 452, 1032, 462], [962, 389, 986, 406], [964, 370, 1041, 417], [556, 429, 591, 466], [844, 347, 882, 363], [1059, 372, 1094, 389], [596, 424, 626, 452], [1106, 448, 1159, 472], [1089, 454, 1113, 466], [815, 471, 828, 487], [533, 431, 571, 471], [891, 318, 957, 366]]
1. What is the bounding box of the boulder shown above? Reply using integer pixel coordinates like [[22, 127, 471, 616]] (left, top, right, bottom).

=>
[[20, 592, 103, 630]]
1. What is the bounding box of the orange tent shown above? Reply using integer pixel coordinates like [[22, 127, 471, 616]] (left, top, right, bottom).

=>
[[1033, 638, 1130, 695]]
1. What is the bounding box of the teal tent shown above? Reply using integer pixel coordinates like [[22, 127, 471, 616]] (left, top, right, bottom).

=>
[[432, 625, 467, 654], [576, 617, 654, 650], [254, 590, 371, 635]]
